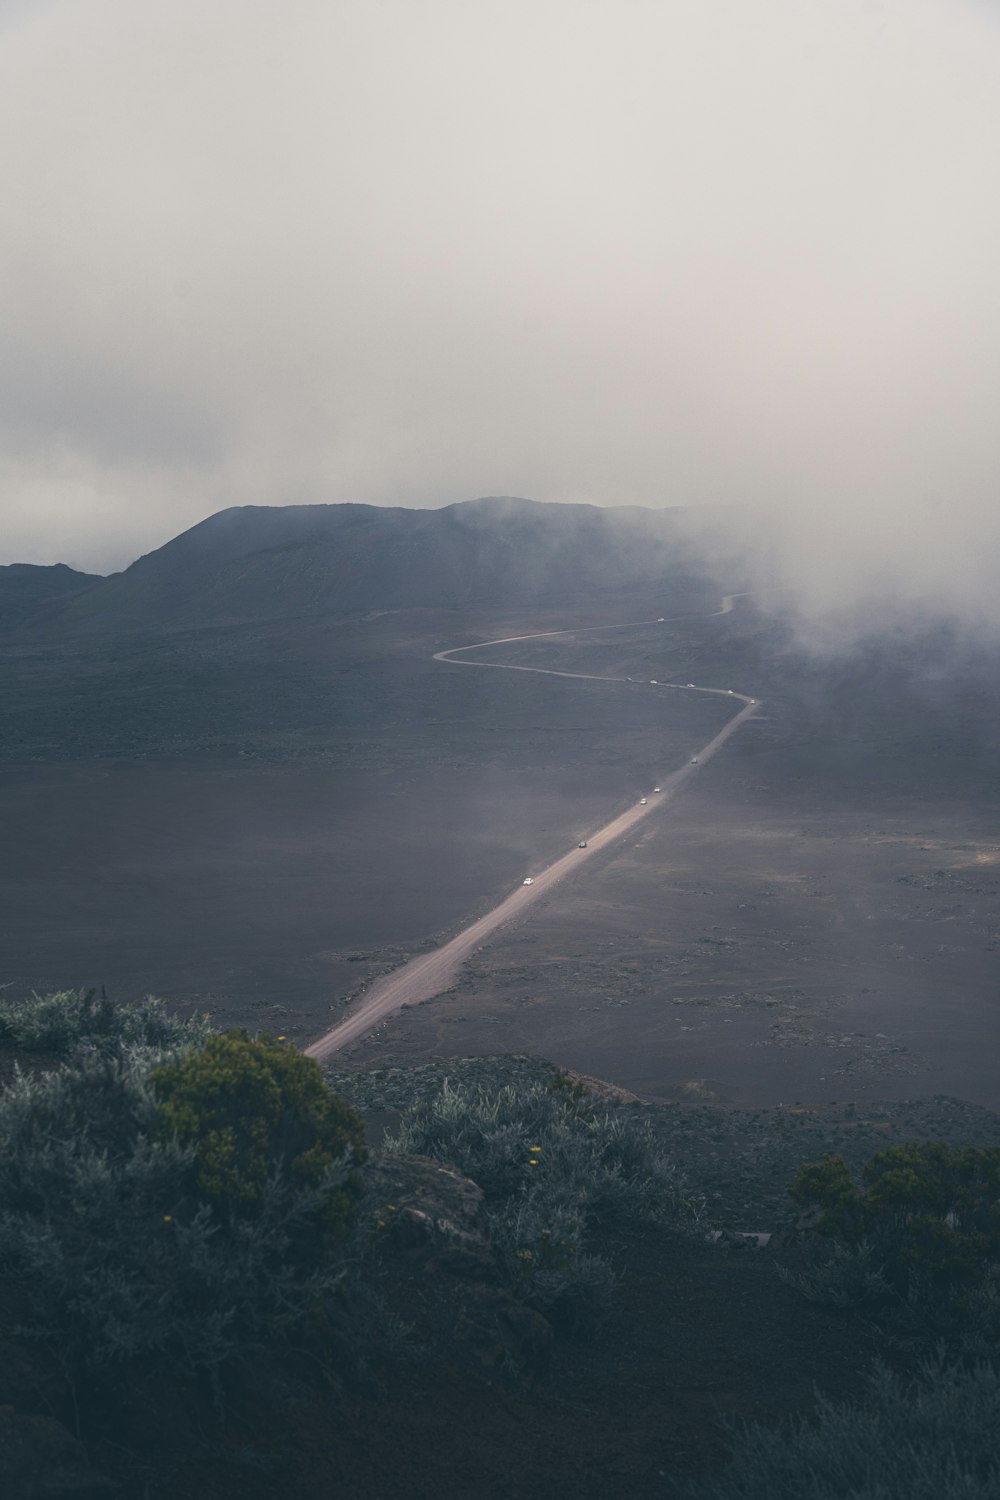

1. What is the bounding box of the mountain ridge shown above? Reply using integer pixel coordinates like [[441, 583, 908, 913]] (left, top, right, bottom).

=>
[[10, 496, 719, 638], [0, 562, 104, 634]]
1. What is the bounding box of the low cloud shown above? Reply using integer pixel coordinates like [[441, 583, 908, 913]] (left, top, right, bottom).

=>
[[0, 0, 998, 632]]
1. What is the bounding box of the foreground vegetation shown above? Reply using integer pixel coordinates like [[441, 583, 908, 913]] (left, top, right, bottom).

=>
[[778, 1142, 1000, 1354], [0, 985, 210, 1054], [2, 990, 1000, 1498], [690, 1358, 1000, 1500], [0, 994, 694, 1414], [386, 1070, 703, 1328], [0, 1027, 365, 1397]]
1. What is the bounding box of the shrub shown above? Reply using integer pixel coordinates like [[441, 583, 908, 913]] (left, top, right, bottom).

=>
[[486, 1188, 617, 1331], [386, 1076, 692, 1220], [0, 987, 210, 1055], [781, 1143, 1000, 1348], [0, 1044, 365, 1391], [791, 1140, 1000, 1284], [685, 1358, 1000, 1499], [151, 1030, 367, 1230], [790, 1143, 1000, 1286], [776, 1236, 893, 1310], [385, 1076, 699, 1327]]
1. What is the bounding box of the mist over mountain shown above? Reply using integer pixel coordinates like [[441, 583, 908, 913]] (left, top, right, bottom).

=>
[[4, 495, 997, 782], [10, 497, 724, 638]]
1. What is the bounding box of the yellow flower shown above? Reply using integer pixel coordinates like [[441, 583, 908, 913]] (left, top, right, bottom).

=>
[[277, 1034, 287, 1041], [377, 1219, 385, 1229], [387, 1204, 397, 1212], [163, 1215, 172, 1222]]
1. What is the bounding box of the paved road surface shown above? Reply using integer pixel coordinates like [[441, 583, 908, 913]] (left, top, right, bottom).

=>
[[305, 603, 760, 1063]]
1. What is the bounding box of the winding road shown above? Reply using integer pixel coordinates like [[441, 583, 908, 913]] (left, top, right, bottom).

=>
[[305, 597, 760, 1063]]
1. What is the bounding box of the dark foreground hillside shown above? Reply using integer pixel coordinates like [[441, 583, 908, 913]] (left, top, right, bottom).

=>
[[3, 997, 1000, 1500]]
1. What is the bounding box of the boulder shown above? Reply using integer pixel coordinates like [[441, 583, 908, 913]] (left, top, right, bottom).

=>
[[359, 1154, 553, 1381], [362, 1154, 498, 1280]]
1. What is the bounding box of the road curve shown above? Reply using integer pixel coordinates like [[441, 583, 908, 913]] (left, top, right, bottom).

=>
[[305, 603, 760, 1063]]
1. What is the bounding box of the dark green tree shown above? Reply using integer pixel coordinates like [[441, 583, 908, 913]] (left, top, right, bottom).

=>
[[790, 1142, 1000, 1285]]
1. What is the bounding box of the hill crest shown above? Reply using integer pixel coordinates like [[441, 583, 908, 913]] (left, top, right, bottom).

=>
[[15, 497, 713, 636]]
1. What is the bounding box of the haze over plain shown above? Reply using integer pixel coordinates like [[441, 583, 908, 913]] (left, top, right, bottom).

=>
[[1, 0, 999, 636]]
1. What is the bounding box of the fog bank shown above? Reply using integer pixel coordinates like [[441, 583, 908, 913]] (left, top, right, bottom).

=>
[[1, 0, 998, 631]]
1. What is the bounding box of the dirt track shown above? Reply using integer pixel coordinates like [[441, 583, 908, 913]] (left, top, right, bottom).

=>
[[305, 606, 759, 1061]]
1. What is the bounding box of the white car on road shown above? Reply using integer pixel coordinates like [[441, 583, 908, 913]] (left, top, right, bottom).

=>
[[523, 877, 534, 886]]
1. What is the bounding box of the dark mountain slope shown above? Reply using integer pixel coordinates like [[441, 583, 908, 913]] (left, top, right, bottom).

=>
[[28, 497, 713, 636], [0, 563, 103, 635]]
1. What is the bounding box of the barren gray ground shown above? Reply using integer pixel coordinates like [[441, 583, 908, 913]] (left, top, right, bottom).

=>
[[345, 784, 1000, 1109], [307, 611, 758, 1060], [333, 611, 1000, 1109], [2, 596, 998, 1110]]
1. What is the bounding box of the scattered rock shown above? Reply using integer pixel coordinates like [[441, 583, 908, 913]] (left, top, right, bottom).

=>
[[708, 1229, 771, 1250]]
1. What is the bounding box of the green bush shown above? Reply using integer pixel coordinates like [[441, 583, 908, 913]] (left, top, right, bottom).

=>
[[385, 1076, 700, 1328], [0, 1041, 366, 1391], [685, 1358, 1000, 1499], [0, 987, 210, 1055], [790, 1143, 1000, 1286], [151, 1030, 367, 1229], [782, 1144, 1000, 1349]]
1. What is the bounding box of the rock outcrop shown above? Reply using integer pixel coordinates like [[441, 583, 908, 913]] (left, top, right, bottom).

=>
[[359, 1154, 553, 1381]]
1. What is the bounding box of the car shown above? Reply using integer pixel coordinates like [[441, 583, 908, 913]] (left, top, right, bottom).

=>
[[686, 682, 695, 688], [523, 877, 534, 886], [649, 679, 658, 685], [653, 786, 661, 793], [640, 797, 647, 805], [690, 757, 698, 763], [749, 698, 755, 704], [578, 841, 587, 848], [727, 689, 734, 694], [656, 617, 665, 622]]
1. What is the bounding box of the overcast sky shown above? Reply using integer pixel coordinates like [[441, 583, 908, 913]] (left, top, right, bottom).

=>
[[1, 0, 998, 626]]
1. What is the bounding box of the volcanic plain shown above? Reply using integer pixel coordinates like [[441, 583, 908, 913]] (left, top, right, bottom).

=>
[[3, 582, 998, 1112]]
